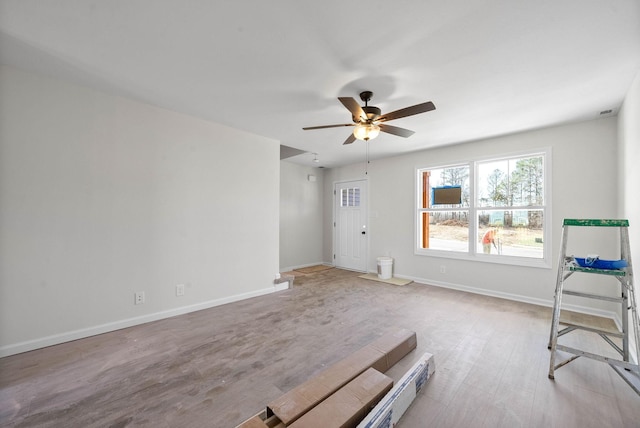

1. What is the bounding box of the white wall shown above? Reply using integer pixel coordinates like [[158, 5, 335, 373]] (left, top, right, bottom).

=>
[[0, 66, 280, 356], [619, 69, 640, 261], [619, 70, 640, 313], [324, 118, 620, 315], [279, 161, 324, 270]]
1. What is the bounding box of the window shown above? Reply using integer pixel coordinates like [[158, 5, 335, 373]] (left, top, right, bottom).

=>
[[418, 165, 470, 253], [416, 149, 550, 267], [341, 187, 360, 207]]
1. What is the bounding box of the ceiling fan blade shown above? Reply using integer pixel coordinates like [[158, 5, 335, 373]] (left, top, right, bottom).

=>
[[338, 97, 367, 122], [303, 123, 354, 130], [378, 101, 435, 122], [343, 133, 357, 145], [379, 124, 415, 138]]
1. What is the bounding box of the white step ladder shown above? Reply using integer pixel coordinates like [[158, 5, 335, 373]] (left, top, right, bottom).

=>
[[548, 219, 640, 394]]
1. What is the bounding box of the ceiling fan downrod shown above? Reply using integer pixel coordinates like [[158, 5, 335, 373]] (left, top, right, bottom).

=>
[[359, 91, 381, 123]]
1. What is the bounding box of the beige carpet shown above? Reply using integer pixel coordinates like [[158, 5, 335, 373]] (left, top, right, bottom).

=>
[[358, 273, 413, 286], [293, 265, 334, 274]]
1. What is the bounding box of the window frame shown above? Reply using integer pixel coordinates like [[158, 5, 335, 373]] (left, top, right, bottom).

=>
[[415, 148, 552, 269]]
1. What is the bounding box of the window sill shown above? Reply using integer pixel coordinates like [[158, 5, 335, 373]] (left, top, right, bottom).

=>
[[414, 248, 552, 269]]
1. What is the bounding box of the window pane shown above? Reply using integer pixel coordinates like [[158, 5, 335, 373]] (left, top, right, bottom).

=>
[[420, 211, 469, 252], [352, 188, 360, 206], [423, 166, 469, 208], [478, 210, 544, 258], [477, 156, 544, 207], [341, 188, 361, 207], [477, 160, 509, 207]]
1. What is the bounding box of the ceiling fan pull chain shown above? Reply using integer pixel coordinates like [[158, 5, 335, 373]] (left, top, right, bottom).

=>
[[365, 140, 370, 175]]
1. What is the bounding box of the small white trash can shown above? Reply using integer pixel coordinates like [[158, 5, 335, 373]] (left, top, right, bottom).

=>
[[377, 257, 393, 280]]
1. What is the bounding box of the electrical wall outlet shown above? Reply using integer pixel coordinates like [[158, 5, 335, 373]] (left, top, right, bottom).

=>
[[176, 284, 185, 296], [134, 291, 145, 305], [440, 265, 446, 274]]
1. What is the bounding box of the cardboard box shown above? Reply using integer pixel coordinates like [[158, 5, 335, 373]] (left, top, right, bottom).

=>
[[289, 368, 393, 428], [236, 415, 269, 428], [368, 328, 418, 373], [236, 412, 285, 428], [266, 328, 416, 425], [357, 352, 435, 428]]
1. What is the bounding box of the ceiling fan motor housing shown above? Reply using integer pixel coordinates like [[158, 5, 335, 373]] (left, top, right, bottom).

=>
[[355, 91, 380, 122], [362, 106, 381, 121]]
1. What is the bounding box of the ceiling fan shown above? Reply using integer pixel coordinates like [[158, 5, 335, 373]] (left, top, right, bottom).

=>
[[303, 91, 436, 145]]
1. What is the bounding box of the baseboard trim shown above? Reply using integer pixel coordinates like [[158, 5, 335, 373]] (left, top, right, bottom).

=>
[[0, 285, 282, 358], [280, 262, 331, 273], [394, 273, 622, 327]]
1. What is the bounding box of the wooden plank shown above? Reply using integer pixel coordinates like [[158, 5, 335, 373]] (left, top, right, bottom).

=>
[[289, 368, 393, 428], [266, 328, 417, 425], [236, 414, 269, 428], [559, 318, 623, 337], [235, 412, 285, 428]]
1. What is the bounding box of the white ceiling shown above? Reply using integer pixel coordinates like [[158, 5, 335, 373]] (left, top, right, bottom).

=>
[[1, 0, 639, 168]]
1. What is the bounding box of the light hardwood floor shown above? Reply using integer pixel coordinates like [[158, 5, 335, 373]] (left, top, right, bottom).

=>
[[1, 268, 639, 427]]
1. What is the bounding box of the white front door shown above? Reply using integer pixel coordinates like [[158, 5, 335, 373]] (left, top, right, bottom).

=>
[[334, 180, 368, 272]]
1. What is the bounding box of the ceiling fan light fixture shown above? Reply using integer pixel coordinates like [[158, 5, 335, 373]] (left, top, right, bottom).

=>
[[353, 123, 380, 141], [302, 91, 435, 145]]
